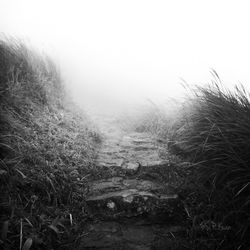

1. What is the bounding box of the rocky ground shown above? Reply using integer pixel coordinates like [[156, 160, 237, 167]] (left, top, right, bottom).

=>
[[79, 115, 188, 250]]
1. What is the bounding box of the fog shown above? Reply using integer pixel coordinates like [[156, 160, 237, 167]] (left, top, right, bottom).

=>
[[1, 0, 250, 114]]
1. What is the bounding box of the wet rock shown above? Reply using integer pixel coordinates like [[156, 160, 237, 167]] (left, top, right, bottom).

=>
[[88, 178, 169, 195], [86, 188, 182, 221]]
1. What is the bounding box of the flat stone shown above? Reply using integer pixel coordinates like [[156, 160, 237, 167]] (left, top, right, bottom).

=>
[[85, 188, 182, 221], [140, 160, 169, 167], [97, 158, 124, 167], [89, 178, 167, 195], [90, 177, 124, 194], [87, 189, 157, 201]]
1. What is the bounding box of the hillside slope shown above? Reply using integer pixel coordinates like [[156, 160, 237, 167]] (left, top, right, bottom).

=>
[[0, 39, 99, 250]]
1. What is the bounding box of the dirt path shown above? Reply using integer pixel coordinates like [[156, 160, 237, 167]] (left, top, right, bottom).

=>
[[79, 115, 187, 249]]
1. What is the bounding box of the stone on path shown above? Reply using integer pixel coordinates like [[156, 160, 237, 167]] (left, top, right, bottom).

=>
[[86, 177, 183, 222], [79, 115, 186, 249]]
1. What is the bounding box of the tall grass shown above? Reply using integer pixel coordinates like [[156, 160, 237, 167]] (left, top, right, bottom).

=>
[[0, 38, 99, 249], [169, 81, 250, 246], [130, 77, 250, 248]]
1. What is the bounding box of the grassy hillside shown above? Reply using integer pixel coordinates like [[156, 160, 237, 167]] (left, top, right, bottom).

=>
[[131, 78, 250, 249], [0, 38, 100, 250]]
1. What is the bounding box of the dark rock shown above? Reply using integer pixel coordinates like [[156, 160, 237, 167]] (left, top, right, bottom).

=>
[[86, 188, 182, 222]]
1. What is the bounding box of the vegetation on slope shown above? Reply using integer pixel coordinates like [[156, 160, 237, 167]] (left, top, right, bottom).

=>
[[132, 77, 250, 249], [0, 38, 99, 249]]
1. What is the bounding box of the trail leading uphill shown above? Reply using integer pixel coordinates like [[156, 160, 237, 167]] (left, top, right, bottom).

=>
[[79, 115, 187, 249]]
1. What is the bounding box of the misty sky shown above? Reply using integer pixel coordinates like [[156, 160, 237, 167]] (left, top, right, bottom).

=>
[[1, 0, 250, 112]]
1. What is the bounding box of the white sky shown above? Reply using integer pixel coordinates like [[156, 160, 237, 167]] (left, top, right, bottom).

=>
[[1, 0, 250, 112]]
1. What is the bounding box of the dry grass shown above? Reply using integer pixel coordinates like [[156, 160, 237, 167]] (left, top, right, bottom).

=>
[[0, 38, 100, 249]]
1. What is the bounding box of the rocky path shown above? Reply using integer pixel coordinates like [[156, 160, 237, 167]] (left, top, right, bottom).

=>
[[79, 116, 187, 249]]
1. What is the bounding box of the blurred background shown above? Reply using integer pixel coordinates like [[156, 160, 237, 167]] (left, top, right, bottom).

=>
[[1, 0, 250, 114]]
